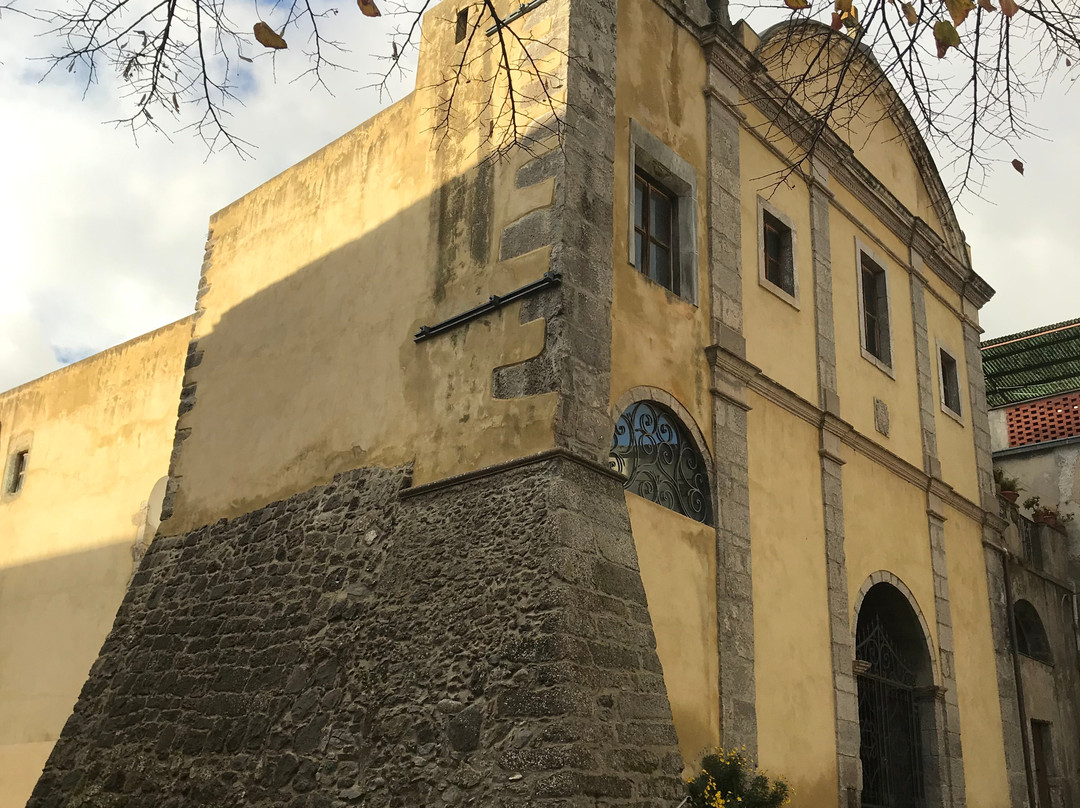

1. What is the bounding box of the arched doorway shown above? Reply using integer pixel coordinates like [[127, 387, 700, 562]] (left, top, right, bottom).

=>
[[855, 582, 935, 808]]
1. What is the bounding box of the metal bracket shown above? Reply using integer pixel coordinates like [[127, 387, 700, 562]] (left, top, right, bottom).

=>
[[413, 270, 561, 343], [485, 0, 551, 36]]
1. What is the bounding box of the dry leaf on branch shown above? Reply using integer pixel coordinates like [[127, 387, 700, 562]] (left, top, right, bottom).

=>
[[785, 0, 810, 9], [358, 0, 381, 17], [1000, 0, 1018, 16], [1012, 158, 1024, 174], [901, 2, 918, 24], [945, 0, 975, 26], [934, 20, 960, 57], [253, 22, 287, 49], [977, 0, 996, 11]]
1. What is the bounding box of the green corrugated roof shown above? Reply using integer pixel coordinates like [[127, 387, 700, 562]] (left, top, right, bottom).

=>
[[981, 318, 1080, 408]]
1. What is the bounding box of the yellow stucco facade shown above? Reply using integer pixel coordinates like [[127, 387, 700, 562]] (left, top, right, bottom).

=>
[[4, 0, 1047, 805], [0, 317, 192, 808]]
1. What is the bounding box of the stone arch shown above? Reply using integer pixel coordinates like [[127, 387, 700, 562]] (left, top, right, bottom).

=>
[[1013, 599, 1053, 664], [853, 570, 939, 685], [611, 386, 713, 479], [853, 572, 949, 808], [609, 387, 713, 525]]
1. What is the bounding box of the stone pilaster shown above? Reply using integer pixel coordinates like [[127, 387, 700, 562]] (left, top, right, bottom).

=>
[[703, 45, 757, 754], [963, 313, 1030, 806], [911, 253, 966, 806], [927, 500, 968, 807], [546, 0, 618, 463], [808, 162, 860, 806], [909, 263, 940, 476]]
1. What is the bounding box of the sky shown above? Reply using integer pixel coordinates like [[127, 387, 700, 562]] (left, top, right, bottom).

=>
[[0, 5, 1077, 392]]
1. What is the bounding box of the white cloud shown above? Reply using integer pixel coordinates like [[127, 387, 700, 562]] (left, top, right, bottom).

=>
[[0, 5, 1077, 392]]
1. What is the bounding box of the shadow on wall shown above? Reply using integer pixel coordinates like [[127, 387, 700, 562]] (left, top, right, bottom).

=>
[[162, 147, 573, 535], [0, 540, 137, 807]]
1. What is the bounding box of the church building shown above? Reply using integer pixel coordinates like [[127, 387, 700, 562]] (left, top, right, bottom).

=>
[[3, 0, 1076, 805]]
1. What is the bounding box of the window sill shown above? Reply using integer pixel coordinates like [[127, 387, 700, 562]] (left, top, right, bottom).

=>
[[758, 277, 800, 310], [1018, 650, 1054, 668], [626, 262, 699, 308], [940, 402, 965, 426], [860, 346, 896, 380]]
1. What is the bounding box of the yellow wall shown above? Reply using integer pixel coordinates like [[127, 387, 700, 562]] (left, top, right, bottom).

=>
[[924, 293, 979, 502], [748, 394, 838, 808], [0, 317, 191, 808], [842, 451, 938, 656], [609, 0, 712, 441], [627, 494, 719, 768], [945, 506, 1011, 808], [739, 116, 819, 405], [165, 0, 567, 534], [830, 186, 924, 470]]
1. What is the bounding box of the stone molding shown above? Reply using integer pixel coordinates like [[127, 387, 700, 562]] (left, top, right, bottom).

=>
[[706, 347, 989, 526], [610, 386, 715, 479], [704, 59, 758, 754], [852, 570, 941, 686]]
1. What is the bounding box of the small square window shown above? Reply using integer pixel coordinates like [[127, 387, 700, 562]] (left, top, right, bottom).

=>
[[7, 450, 28, 495], [939, 347, 962, 417], [858, 248, 892, 369], [633, 169, 679, 296]]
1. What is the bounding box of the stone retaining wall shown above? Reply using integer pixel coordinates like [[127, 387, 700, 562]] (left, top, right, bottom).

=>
[[29, 457, 681, 808]]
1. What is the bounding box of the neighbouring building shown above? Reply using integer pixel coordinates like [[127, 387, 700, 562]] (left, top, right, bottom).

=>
[[981, 319, 1080, 808], [4, 0, 1076, 805], [0, 318, 192, 808]]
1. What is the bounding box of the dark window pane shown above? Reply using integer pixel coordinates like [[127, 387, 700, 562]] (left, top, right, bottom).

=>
[[941, 351, 961, 413], [634, 231, 645, 269], [650, 191, 671, 245], [650, 242, 670, 287], [861, 257, 890, 364], [634, 178, 645, 229]]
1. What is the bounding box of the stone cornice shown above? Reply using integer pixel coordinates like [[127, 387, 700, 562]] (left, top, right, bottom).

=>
[[697, 21, 995, 312], [705, 345, 988, 524]]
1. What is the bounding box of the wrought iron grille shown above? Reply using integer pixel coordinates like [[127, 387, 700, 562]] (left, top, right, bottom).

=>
[[609, 401, 712, 524], [856, 613, 926, 808]]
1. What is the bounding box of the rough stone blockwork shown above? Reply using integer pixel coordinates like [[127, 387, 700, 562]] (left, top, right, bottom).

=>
[[29, 458, 681, 808]]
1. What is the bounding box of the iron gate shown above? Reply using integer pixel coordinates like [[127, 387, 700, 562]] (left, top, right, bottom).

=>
[[856, 613, 926, 808]]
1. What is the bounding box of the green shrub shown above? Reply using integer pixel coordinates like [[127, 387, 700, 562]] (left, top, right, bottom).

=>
[[685, 748, 792, 808]]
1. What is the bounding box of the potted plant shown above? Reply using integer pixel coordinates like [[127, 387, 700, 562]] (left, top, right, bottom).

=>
[[995, 468, 1021, 504], [1023, 496, 1070, 529], [685, 748, 791, 808]]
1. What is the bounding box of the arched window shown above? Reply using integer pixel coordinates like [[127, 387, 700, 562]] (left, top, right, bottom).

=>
[[608, 400, 712, 525], [1014, 600, 1053, 664]]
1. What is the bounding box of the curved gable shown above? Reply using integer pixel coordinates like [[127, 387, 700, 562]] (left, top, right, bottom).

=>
[[754, 21, 966, 260]]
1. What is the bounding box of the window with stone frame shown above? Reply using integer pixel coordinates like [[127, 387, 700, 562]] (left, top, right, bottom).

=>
[[628, 120, 698, 305], [858, 247, 892, 369], [939, 346, 962, 417], [760, 206, 796, 300]]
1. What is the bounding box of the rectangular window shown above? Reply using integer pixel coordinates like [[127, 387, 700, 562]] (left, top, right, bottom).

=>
[[939, 347, 962, 416], [762, 210, 795, 297], [1031, 720, 1054, 808], [859, 250, 892, 368], [7, 450, 27, 494], [633, 169, 679, 296]]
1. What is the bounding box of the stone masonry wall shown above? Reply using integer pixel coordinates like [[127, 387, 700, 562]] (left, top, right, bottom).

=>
[[29, 457, 681, 808]]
